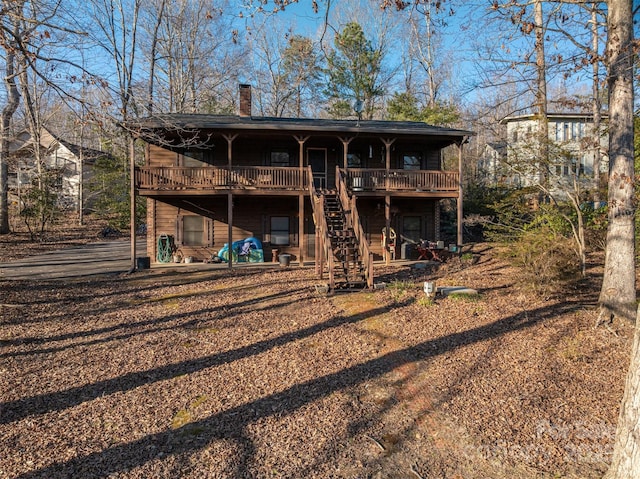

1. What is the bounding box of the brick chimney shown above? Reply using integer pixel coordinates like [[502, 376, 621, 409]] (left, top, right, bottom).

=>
[[239, 84, 252, 117]]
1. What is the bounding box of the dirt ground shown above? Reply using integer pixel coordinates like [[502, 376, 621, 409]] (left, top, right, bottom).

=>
[[0, 217, 633, 478]]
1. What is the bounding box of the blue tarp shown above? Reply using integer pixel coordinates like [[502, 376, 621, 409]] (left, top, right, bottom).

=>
[[218, 237, 264, 263]]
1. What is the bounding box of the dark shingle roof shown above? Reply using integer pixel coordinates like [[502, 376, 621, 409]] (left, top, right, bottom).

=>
[[133, 114, 473, 142]]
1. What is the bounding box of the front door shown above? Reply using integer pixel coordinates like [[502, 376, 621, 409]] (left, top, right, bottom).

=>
[[307, 148, 327, 189]]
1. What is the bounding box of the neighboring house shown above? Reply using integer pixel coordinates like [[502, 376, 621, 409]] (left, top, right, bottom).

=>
[[132, 85, 472, 290], [477, 141, 511, 186], [8, 127, 105, 210], [486, 112, 608, 195]]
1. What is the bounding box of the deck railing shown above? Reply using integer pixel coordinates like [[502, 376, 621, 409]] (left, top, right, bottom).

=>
[[342, 168, 459, 192], [135, 166, 308, 191], [135, 166, 458, 194]]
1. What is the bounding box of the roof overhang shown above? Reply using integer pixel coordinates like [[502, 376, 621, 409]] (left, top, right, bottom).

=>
[[130, 114, 474, 148]]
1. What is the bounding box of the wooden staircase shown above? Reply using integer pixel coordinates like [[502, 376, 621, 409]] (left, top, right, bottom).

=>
[[321, 190, 368, 290], [309, 167, 374, 292]]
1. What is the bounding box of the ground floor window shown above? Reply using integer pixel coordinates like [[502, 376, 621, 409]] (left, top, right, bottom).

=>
[[403, 216, 422, 242], [180, 215, 206, 246], [270, 216, 290, 245]]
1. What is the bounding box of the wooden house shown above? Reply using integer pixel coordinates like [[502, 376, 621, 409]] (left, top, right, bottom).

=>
[[133, 85, 472, 290]]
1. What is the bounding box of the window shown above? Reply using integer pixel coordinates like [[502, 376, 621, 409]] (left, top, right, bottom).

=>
[[270, 149, 291, 167], [403, 216, 422, 243], [347, 152, 362, 168], [182, 216, 205, 246], [512, 130, 519, 142], [271, 216, 290, 245], [403, 152, 422, 170], [183, 148, 213, 167]]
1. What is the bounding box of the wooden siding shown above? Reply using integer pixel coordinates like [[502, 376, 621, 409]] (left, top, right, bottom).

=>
[[141, 136, 459, 263]]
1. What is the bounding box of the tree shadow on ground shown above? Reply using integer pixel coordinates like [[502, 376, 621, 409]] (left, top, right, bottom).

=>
[[11, 299, 581, 478]]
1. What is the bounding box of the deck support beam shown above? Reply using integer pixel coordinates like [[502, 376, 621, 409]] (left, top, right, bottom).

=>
[[381, 138, 396, 265], [129, 134, 137, 272], [457, 138, 467, 247], [339, 136, 354, 178], [294, 135, 309, 266], [223, 134, 238, 268]]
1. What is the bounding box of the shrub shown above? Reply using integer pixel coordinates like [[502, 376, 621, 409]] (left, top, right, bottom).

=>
[[503, 227, 581, 296]]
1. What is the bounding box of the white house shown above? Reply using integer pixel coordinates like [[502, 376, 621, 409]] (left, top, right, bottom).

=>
[[8, 128, 107, 210], [484, 112, 608, 197]]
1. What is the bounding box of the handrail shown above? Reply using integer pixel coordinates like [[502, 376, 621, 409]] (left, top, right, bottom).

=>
[[342, 167, 459, 193], [335, 166, 374, 288], [307, 167, 335, 290], [135, 166, 308, 191]]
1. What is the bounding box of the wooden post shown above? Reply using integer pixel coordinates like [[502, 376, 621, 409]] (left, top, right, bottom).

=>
[[228, 192, 233, 268], [223, 134, 238, 268], [294, 135, 309, 266], [339, 136, 354, 179], [381, 138, 395, 265], [457, 138, 466, 247], [129, 134, 136, 272], [384, 195, 391, 265]]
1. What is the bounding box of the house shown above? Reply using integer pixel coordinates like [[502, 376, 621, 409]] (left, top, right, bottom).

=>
[[132, 85, 472, 289], [477, 141, 510, 185], [494, 112, 608, 194], [8, 127, 105, 210]]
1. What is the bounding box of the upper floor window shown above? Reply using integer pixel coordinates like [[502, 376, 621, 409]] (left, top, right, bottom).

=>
[[270, 149, 291, 167], [403, 152, 422, 170], [347, 152, 362, 168], [183, 148, 213, 167]]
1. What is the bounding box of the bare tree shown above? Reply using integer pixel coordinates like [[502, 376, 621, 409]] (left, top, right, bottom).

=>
[[147, 0, 241, 114], [602, 0, 638, 469], [0, 0, 89, 234], [0, 1, 23, 234], [247, 21, 322, 118], [597, 0, 635, 326]]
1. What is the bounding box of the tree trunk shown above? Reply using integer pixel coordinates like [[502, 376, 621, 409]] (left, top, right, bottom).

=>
[[597, 0, 635, 326], [606, 306, 640, 477], [591, 3, 603, 207], [0, 18, 22, 235], [534, 0, 549, 186]]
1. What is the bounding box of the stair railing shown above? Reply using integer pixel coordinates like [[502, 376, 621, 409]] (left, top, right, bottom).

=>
[[307, 167, 335, 290], [335, 167, 374, 288]]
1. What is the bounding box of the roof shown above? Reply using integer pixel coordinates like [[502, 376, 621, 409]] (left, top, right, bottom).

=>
[[501, 112, 609, 124], [131, 114, 474, 144], [485, 141, 507, 154], [9, 127, 110, 164]]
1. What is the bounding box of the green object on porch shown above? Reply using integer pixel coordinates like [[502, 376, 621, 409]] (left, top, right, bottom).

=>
[[156, 234, 175, 263]]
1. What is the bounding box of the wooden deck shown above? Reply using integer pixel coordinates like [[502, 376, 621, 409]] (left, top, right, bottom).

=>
[[135, 166, 459, 197], [343, 168, 459, 193], [135, 166, 308, 195]]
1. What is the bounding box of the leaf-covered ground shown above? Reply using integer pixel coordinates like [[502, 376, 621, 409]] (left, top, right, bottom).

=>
[[0, 236, 632, 478]]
